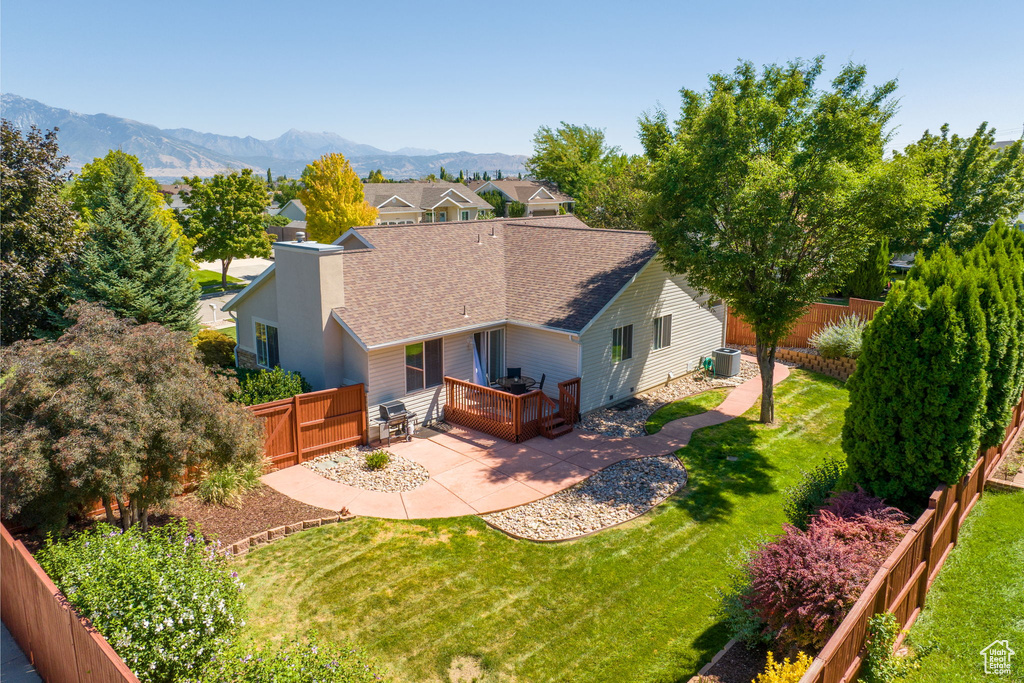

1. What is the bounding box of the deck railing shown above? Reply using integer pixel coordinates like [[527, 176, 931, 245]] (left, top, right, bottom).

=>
[[443, 376, 581, 443]]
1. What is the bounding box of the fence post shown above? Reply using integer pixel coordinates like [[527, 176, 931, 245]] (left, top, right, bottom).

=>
[[360, 386, 368, 446], [292, 393, 303, 465]]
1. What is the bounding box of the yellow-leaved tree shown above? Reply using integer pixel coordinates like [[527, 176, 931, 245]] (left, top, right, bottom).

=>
[[298, 153, 378, 242]]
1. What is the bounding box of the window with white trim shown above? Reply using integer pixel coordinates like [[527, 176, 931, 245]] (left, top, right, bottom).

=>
[[460, 210, 470, 221], [653, 314, 672, 350], [611, 325, 633, 363], [406, 338, 443, 393], [255, 321, 279, 368]]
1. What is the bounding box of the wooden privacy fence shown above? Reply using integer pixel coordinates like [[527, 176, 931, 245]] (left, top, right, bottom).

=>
[[727, 298, 884, 348], [1, 525, 139, 683], [249, 384, 368, 470], [800, 391, 1024, 683]]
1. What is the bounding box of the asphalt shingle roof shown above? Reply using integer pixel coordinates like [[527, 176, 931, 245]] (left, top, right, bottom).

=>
[[330, 215, 656, 347], [362, 182, 493, 210], [467, 179, 574, 203]]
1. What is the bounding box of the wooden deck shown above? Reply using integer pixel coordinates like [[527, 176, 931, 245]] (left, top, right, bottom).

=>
[[443, 376, 581, 443]]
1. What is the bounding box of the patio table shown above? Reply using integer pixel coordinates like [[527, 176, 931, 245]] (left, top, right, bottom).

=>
[[494, 375, 537, 391]]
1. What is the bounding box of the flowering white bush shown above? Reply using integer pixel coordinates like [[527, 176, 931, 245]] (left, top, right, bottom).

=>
[[37, 520, 245, 682]]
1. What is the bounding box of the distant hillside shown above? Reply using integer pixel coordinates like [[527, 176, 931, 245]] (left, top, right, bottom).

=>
[[1, 94, 525, 181]]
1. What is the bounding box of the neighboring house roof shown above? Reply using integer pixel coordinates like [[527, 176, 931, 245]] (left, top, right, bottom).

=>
[[362, 182, 493, 211], [157, 183, 190, 195], [467, 179, 574, 204], [331, 216, 656, 347]]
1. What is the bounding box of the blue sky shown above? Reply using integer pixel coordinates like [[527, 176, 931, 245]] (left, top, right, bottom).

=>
[[2, 0, 1021, 156]]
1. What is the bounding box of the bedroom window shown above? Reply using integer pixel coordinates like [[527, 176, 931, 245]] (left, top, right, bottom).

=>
[[255, 321, 279, 368], [653, 314, 672, 350], [461, 210, 470, 221], [406, 338, 444, 392], [611, 325, 633, 362]]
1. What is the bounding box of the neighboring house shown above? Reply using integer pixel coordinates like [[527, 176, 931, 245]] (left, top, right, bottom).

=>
[[224, 215, 726, 438], [266, 199, 308, 241], [362, 182, 493, 224], [467, 179, 574, 216], [276, 199, 306, 221], [157, 183, 190, 211]]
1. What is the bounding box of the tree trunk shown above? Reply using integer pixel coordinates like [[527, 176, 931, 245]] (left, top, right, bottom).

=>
[[140, 507, 150, 532], [755, 334, 777, 424], [221, 258, 233, 287], [102, 496, 116, 526], [115, 495, 130, 531]]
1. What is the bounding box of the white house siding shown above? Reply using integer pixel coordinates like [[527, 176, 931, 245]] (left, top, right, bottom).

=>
[[504, 324, 580, 399], [578, 258, 725, 413], [233, 273, 279, 354], [365, 330, 476, 434]]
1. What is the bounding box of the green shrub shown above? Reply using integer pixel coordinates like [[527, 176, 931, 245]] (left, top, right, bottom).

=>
[[782, 458, 847, 530], [718, 554, 773, 647], [861, 612, 919, 683], [36, 520, 245, 683], [231, 366, 311, 406], [197, 458, 266, 506], [192, 329, 237, 367], [508, 200, 527, 218], [364, 449, 390, 470], [199, 635, 388, 682], [844, 237, 891, 300], [809, 315, 867, 359]]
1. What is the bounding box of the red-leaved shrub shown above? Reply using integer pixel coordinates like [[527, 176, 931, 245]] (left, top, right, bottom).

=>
[[742, 495, 908, 652], [821, 487, 907, 524]]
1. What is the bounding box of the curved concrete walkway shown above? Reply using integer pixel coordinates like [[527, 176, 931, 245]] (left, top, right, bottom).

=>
[[261, 356, 790, 519]]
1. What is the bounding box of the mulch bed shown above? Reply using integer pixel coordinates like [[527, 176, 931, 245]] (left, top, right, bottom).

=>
[[702, 641, 770, 682], [11, 484, 339, 553], [163, 484, 339, 545]]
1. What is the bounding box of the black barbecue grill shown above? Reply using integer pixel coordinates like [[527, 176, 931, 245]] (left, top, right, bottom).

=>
[[377, 400, 417, 446]]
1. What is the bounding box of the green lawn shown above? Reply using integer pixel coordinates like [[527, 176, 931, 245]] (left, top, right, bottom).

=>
[[644, 388, 731, 434], [904, 490, 1024, 682], [219, 325, 237, 341], [234, 370, 848, 683], [193, 268, 245, 295]]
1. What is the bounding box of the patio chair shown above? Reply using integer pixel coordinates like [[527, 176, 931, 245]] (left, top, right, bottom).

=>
[[537, 373, 546, 393], [506, 367, 522, 380], [509, 382, 528, 395]]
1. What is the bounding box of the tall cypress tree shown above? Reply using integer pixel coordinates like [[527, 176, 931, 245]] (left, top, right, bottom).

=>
[[843, 237, 890, 300], [69, 154, 199, 332]]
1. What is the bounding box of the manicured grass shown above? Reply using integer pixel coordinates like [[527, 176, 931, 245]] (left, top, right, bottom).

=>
[[644, 388, 731, 434], [219, 325, 237, 341], [903, 490, 1024, 682], [234, 370, 848, 683], [193, 268, 243, 287]]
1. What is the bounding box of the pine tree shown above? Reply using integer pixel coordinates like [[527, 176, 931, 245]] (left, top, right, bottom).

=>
[[69, 154, 199, 332], [843, 237, 890, 300], [267, 168, 272, 184]]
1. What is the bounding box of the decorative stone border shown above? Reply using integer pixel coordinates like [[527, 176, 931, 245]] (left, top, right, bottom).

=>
[[688, 638, 739, 682], [739, 345, 856, 381], [224, 513, 353, 556]]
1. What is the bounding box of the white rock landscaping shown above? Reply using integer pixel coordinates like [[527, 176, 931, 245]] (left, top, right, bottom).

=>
[[482, 455, 687, 541], [304, 446, 429, 493]]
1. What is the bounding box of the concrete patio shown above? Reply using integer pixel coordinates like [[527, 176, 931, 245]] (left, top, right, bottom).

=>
[[261, 356, 790, 519]]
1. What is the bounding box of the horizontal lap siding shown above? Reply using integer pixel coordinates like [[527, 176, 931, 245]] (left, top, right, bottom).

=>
[[367, 331, 475, 431], [505, 325, 580, 399], [234, 274, 278, 353], [579, 259, 725, 413]]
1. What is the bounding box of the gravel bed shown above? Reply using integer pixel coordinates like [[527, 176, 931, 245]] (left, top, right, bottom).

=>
[[482, 456, 687, 541], [579, 360, 759, 437], [304, 446, 428, 493]]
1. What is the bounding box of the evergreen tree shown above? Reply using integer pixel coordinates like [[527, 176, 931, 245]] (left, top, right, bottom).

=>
[[843, 237, 890, 300], [69, 154, 199, 332], [267, 168, 272, 184], [496, 169, 503, 180], [843, 266, 989, 507]]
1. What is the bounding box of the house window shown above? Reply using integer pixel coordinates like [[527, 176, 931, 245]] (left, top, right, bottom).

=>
[[423, 211, 434, 223], [611, 325, 633, 362], [255, 321, 279, 368], [653, 314, 672, 350], [460, 210, 470, 221], [406, 338, 443, 393]]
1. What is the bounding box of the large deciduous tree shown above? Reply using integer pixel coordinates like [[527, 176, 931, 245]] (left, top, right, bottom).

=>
[[899, 123, 1024, 254], [0, 121, 82, 343], [68, 150, 195, 268], [181, 169, 273, 286], [526, 122, 622, 203], [0, 302, 265, 531], [643, 58, 938, 422], [68, 152, 199, 333], [298, 153, 378, 243], [576, 155, 651, 230]]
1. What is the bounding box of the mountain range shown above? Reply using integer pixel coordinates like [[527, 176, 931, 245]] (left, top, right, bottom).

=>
[[1, 94, 527, 181]]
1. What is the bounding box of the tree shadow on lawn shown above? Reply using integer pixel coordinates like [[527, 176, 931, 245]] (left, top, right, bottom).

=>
[[667, 416, 778, 524]]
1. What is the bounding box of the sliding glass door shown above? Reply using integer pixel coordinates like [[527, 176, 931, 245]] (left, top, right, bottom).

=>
[[473, 328, 505, 383]]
